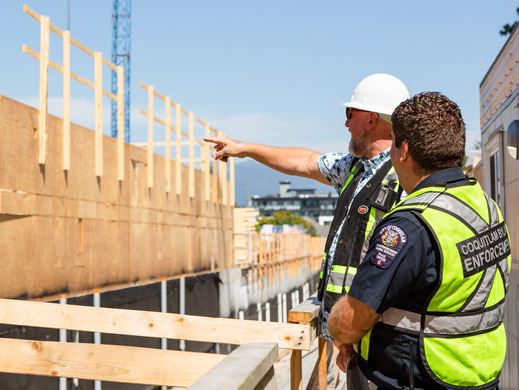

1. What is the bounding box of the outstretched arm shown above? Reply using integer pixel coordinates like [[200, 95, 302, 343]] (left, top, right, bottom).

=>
[[204, 136, 329, 184]]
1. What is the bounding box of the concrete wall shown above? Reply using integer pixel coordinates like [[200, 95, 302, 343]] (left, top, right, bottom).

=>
[[0, 96, 233, 300]]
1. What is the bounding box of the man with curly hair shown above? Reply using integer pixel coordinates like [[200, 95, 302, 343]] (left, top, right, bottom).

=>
[[329, 92, 511, 389]]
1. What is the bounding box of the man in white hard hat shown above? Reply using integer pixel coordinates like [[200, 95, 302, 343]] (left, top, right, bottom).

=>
[[205, 73, 410, 386]]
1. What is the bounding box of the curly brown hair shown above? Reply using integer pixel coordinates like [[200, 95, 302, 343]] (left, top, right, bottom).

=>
[[391, 92, 465, 172]]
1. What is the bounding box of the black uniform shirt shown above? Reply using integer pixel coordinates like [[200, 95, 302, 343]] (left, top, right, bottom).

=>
[[348, 168, 498, 389]]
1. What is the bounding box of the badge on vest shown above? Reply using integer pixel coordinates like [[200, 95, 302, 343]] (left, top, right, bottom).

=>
[[372, 224, 407, 269], [457, 221, 511, 277]]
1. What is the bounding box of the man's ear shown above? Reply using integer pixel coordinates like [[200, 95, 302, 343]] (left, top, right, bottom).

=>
[[400, 140, 410, 161], [368, 112, 378, 129]]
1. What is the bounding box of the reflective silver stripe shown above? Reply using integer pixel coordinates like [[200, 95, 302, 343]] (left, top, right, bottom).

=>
[[463, 265, 497, 311], [402, 192, 488, 234], [430, 194, 488, 233], [381, 305, 504, 336], [483, 192, 499, 227], [402, 191, 443, 206], [327, 271, 354, 291], [485, 194, 511, 290], [499, 258, 510, 290]]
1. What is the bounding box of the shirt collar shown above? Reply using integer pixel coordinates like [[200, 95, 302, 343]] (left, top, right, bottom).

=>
[[359, 148, 391, 173], [414, 167, 467, 191]]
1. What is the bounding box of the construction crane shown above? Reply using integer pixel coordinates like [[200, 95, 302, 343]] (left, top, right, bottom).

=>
[[111, 0, 131, 143]]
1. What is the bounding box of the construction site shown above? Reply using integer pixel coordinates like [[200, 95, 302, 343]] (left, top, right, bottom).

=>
[[1, 2, 519, 390]]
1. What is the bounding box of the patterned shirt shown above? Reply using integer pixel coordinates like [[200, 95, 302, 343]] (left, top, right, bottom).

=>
[[317, 149, 391, 340]]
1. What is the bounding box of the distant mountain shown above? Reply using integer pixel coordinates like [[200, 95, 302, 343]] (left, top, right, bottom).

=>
[[234, 159, 335, 206]]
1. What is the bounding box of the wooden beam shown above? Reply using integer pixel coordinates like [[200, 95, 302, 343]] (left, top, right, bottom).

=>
[[62, 30, 71, 171], [147, 85, 154, 188], [290, 349, 302, 390], [94, 51, 103, 177], [218, 131, 227, 205], [38, 15, 50, 165], [0, 337, 223, 387], [288, 295, 320, 325], [138, 109, 204, 145], [230, 157, 235, 206], [165, 96, 171, 192], [204, 123, 211, 201], [189, 343, 278, 390], [318, 338, 328, 390], [211, 133, 218, 203], [117, 65, 125, 181], [188, 111, 195, 198], [0, 299, 312, 350], [23, 45, 118, 101], [175, 102, 182, 195]]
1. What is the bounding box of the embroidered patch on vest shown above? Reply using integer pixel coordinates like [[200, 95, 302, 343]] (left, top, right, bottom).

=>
[[372, 225, 407, 269], [457, 221, 511, 277]]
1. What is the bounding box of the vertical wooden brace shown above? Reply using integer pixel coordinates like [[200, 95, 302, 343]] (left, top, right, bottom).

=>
[[318, 338, 328, 390], [188, 111, 195, 198], [175, 103, 182, 195], [211, 128, 218, 203], [38, 15, 50, 165], [165, 97, 171, 192], [147, 85, 154, 188], [94, 51, 103, 177], [62, 30, 71, 171], [290, 349, 303, 390], [117, 66, 125, 181], [230, 157, 235, 207], [204, 123, 211, 201], [218, 131, 227, 205]]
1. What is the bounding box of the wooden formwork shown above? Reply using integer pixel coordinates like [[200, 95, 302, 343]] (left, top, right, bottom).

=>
[[0, 298, 316, 389], [0, 6, 241, 300]]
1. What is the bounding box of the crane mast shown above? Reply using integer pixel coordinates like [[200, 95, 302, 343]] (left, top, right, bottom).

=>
[[111, 0, 131, 142]]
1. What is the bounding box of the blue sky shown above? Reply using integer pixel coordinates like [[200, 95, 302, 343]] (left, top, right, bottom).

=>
[[1, 1, 517, 157]]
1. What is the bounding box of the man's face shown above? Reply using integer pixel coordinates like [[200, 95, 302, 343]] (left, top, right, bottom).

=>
[[345, 107, 374, 158]]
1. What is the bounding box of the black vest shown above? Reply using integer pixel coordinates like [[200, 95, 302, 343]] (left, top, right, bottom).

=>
[[317, 158, 401, 313]]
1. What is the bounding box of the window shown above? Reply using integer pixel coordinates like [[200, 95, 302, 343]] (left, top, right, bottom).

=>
[[489, 150, 501, 205]]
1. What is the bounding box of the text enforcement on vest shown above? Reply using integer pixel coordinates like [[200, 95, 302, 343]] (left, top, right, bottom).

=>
[[457, 222, 511, 277]]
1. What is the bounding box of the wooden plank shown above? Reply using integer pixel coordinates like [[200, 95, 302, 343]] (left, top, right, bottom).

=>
[[22, 45, 118, 101], [211, 129, 219, 203], [0, 337, 223, 387], [0, 299, 312, 350], [204, 123, 211, 201], [62, 30, 71, 171], [94, 51, 103, 177], [189, 343, 278, 390], [138, 109, 203, 145], [38, 15, 50, 165], [117, 65, 124, 181], [175, 102, 182, 195], [318, 338, 328, 390], [288, 295, 320, 324], [25, 3, 118, 72], [290, 349, 302, 390], [165, 96, 172, 192], [188, 111, 195, 198], [218, 131, 227, 205], [147, 85, 154, 188], [230, 156, 235, 206]]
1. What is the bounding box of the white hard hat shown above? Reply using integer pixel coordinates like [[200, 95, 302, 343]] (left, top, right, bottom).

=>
[[343, 73, 410, 117]]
